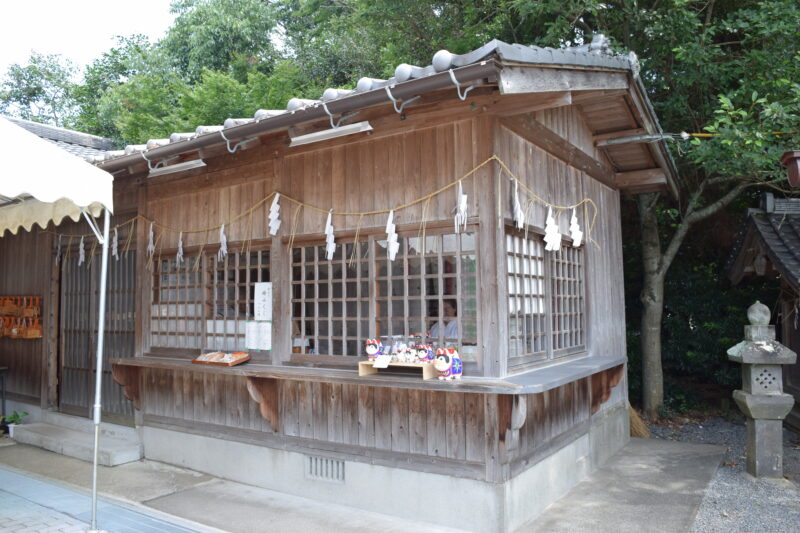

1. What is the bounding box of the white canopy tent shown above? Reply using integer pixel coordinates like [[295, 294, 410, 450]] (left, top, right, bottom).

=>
[[0, 116, 113, 532]]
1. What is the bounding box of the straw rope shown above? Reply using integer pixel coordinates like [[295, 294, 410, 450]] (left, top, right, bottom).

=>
[[40, 155, 601, 252]]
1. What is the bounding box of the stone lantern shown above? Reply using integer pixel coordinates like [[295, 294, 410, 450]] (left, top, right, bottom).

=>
[[727, 301, 796, 478]]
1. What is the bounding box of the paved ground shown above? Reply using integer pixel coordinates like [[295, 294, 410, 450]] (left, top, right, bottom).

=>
[[519, 438, 725, 533], [0, 440, 458, 533], [0, 464, 220, 533], [0, 488, 87, 533], [0, 434, 728, 533]]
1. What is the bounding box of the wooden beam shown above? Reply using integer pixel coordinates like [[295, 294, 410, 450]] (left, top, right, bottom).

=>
[[499, 67, 629, 95], [615, 168, 667, 193], [489, 91, 572, 117], [500, 115, 616, 188], [592, 128, 646, 144], [570, 89, 629, 103]]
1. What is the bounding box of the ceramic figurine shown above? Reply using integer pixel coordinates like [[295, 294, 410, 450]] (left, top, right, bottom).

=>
[[414, 344, 433, 363], [433, 348, 463, 380], [365, 339, 383, 361]]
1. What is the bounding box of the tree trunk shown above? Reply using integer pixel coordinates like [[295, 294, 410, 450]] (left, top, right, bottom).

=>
[[638, 194, 665, 418]]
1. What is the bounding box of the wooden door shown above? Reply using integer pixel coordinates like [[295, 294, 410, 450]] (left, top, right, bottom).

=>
[[59, 250, 136, 422]]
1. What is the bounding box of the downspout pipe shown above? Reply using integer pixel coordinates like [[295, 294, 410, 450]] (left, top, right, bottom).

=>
[[99, 61, 500, 173]]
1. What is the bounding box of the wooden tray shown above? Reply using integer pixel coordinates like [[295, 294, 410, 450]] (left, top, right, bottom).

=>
[[358, 360, 436, 380], [192, 355, 251, 367]]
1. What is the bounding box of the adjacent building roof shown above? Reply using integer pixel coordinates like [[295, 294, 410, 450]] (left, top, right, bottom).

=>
[[6, 117, 115, 160], [728, 194, 800, 288]]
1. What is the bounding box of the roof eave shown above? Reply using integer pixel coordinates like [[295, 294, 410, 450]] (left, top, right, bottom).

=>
[[99, 60, 501, 174]]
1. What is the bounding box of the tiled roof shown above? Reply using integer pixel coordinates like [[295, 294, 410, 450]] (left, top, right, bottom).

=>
[[97, 34, 652, 166], [728, 195, 800, 288], [6, 117, 115, 160]]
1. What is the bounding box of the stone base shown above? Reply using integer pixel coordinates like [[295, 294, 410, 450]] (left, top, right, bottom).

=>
[[141, 405, 628, 533], [746, 418, 785, 478]]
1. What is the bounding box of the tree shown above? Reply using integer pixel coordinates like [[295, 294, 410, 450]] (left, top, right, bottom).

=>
[[73, 35, 156, 140], [0, 52, 78, 126], [163, 0, 279, 82]]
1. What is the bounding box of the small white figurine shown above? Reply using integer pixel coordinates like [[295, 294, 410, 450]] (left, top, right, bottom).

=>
[[365, 339, 383, 361], [414, 344, 434, 363]]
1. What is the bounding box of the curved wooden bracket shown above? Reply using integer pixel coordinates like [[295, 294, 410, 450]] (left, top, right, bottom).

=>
[[591, 364, 625, 413], [499, 394, 527, 452], [246, 377, 279, 431], [111, 364, 141, 411]]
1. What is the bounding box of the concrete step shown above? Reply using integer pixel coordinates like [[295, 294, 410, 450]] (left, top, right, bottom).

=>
[[41, 410, 138, 441], [13, 423, 142, 466]]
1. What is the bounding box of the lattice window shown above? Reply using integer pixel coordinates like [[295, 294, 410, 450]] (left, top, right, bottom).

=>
[[550, 245, 584, 356], [375, 231, 478, 361], [151, 257, 204, 349], [506, 229, 585, 368], [507, 233, 547, 366], [151, 248, 270, 352], [292, 242, 370, 357], [292, 231, 479, 361]]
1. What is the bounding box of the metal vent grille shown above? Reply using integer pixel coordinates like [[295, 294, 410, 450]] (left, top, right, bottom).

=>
[[305, 455, 345, 483]]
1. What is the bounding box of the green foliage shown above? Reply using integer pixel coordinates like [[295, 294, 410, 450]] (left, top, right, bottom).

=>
[[164, 0, 278, 82], [2, 411, 28, 425], [98, 69, 189, 144], [0, 52, 78, 126], [72, 35, 156, 140]]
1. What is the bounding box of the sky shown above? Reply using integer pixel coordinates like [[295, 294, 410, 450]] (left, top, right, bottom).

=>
[[0, 1, 176, 76]]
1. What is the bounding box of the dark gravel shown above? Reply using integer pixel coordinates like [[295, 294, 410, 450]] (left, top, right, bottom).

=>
[[649, 414, 800, 533]]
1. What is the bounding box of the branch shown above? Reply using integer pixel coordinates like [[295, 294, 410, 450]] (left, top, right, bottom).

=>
[[685, 180, 751, 225], [658, 181, 751, 276]]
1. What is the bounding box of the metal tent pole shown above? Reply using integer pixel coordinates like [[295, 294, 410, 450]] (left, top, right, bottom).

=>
[[88, 209, 110, 532]]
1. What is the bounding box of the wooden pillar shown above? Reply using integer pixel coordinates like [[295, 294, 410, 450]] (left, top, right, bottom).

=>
[[476, 116, 508, 378]]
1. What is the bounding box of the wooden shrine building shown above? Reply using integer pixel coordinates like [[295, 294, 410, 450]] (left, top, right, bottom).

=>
[[0, 36, 678, 531]]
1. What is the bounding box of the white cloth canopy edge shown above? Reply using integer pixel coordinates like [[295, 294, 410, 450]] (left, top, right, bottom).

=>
[[0, 117, 113, 235], [0, 198, 105, 236]]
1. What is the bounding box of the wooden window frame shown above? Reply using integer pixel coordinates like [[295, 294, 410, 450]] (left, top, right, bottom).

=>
[[149, 244, 271, 358], [505, 226, 586, 370], [290, 225, 480, 367]]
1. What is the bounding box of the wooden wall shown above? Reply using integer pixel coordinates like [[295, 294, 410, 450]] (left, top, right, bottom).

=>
[[494, 106, 627, 361], [139, 368, 609, 482], [0, 227, 52, 403], [144, 118, 488, 247]]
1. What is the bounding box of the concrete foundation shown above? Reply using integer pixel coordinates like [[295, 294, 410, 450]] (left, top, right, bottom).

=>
[[142, 404, 629, 533]]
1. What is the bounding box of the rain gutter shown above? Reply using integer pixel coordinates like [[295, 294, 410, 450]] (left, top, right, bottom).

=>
[[99, 60, 501, 173]]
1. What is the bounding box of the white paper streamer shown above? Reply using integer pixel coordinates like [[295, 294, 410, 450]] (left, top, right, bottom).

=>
[[112, 227, 119, 261], [269, 193, 282, 236], [217, 225, 228, 262], [386, 210, 399, 261], [512, 180, 524, 229], [78, 236, 86, 266], [569, 208, 583, 248], [147, 222, 155, 257], [324, 211, 336, 261], [454, 181, 468, 233], [176, 232, 184, 265], [544, 208, 562, 252]]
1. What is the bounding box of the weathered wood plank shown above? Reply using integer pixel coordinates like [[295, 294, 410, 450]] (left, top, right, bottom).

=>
[[374, 387, 393, 450], [298, 381, 313, 438], [446, 392, 466, 461], [341, 384, 359, 446], [465, 393, 484, 463], [408, 389, 427, 455], [357, 385, 375, 448], [390, 388, 410, 453], [427, 390, 447, 457]]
